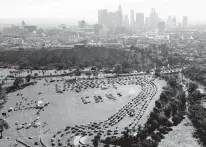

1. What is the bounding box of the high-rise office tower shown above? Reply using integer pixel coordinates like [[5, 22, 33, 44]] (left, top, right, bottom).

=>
[[130, 10, 135, 28], [123, 15, 129, 27], [107, 12, 117, 29], [149, 8, 158, 30], [117, 4, 123, 27], [145, 17, 150, 29], [172, 16, 176, 28], [183, 16, 188, 26], [22, 20, 25, 29], [136, 13, 144, 30], [98, 9, 108, 25], [158, 21, 165, 31], [167, 16, 172, 28]]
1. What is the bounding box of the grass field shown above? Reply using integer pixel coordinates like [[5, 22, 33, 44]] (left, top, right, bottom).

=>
[[3, 80, 141, 135]]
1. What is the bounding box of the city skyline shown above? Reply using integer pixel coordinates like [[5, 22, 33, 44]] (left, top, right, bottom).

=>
[[0, 0, 206, 26]]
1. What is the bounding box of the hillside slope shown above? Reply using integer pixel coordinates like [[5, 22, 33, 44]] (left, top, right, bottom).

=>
[[0, 47, 153, 70]]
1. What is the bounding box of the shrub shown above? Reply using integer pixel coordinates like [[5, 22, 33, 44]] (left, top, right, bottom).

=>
[[156, 131, 165, 139], [156, 114, 168, 126], [163, 105, 171, 118], [153, 107, 160, 113], [158, 126, 168, 134], [13, 77, 23, 87], [172, 114, 182, 126], [187, 82, 198, 94], [150, 132, 161, 142], [155, 100, 162, 109], [164, 120, 173, 127], [141, 139, 158, 147], [150, 120, 159, 131], [25, 74, 31, 83]]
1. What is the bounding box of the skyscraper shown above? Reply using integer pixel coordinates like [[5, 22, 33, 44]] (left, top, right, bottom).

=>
[[149, 8, 158, 30], [183, 16, 188, 26], [130, 10, 135, 28], [98, 9, 108, 25], [172, 16, 176, 28], [107, 12, 117, 29], [22, 20, 25, 29], [116, 4, 123, 27], [167, 16, 172, 29], [123, 15, 129, 27], [145, 17, 150, 29], [158, 21, 165, 31], [136, 13, 144, 30]]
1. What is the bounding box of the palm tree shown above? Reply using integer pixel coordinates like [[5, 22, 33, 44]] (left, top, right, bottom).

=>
[[0, 119, 9, 139]]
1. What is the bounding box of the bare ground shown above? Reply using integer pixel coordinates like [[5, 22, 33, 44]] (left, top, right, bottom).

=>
[[159, 116, 201, 147]]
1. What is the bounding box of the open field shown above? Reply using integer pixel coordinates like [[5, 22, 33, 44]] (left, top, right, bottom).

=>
[[0, 70, 166, 147], [159, 116, 201, 147]]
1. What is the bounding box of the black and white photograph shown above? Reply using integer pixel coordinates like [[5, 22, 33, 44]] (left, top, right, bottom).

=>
[[0, 0, 205, 147]]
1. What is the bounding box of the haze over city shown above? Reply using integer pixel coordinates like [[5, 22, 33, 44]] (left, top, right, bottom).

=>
[[2, 0, 206, 147], [0, 0, 206, 27]]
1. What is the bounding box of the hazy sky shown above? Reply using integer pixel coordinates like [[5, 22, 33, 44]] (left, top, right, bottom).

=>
[[0, 0, 206, 26]]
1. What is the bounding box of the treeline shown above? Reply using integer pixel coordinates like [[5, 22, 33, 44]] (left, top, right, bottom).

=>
[[105, 75, 186, 147], [0, 47, 145, 70], [183, 64, 206, 85], [186, 82, 206, 146], [0, 46, 187, 71], [181, 64, 206, 146]]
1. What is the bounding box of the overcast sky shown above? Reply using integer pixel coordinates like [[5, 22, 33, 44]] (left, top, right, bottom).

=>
[[0, 0, 206, 26]]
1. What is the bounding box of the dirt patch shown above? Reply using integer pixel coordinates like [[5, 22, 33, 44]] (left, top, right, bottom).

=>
[[159, 116, 201, 147]]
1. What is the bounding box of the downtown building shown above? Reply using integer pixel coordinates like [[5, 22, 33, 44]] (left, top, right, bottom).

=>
[[98, 9, 108, 26], [98, 5, 125, 34], [130, 10, 135, 29], [167, 16, 176, 29], [136, 13, 144, 30], [145, 17, 150, 30], [149, 8, 158, 30], [183, 16, 188, 27], [116, 4, 123, 27], [98, 5, 123, 28], [158, 21, 166, 31], [123, 15, 129, 27]]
